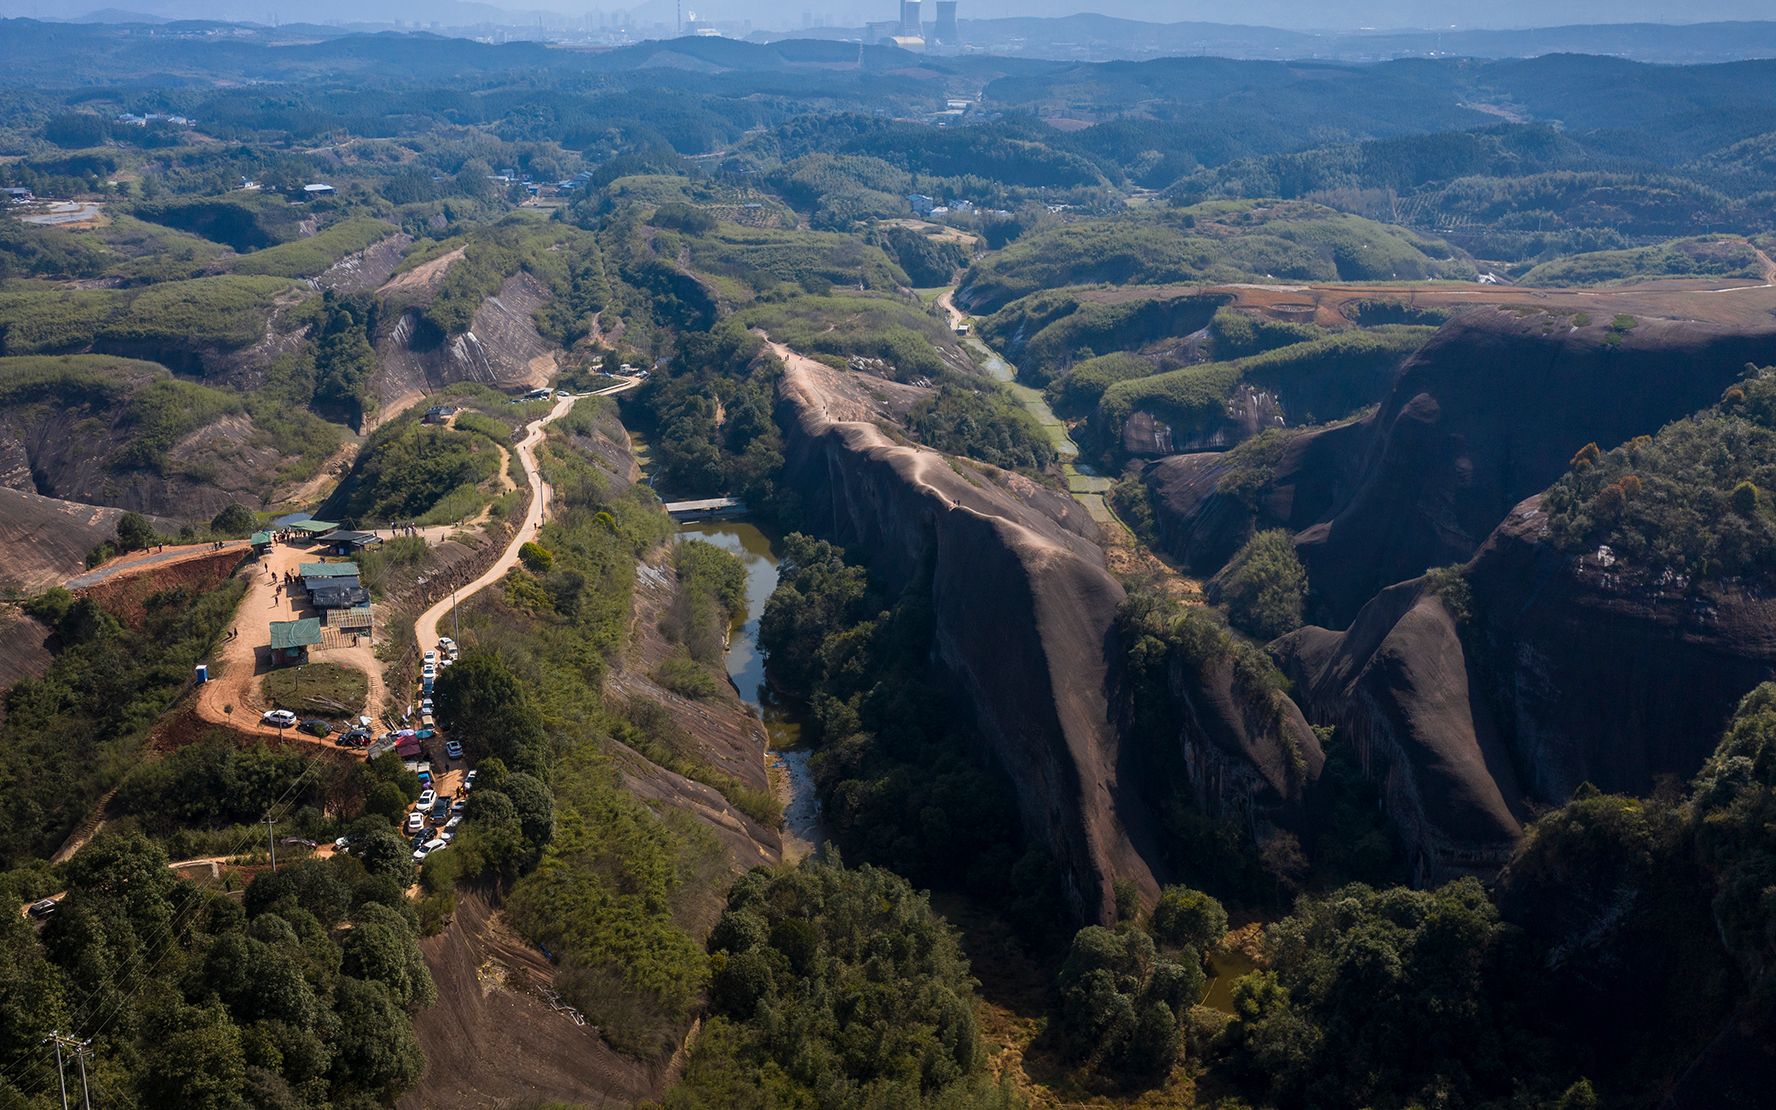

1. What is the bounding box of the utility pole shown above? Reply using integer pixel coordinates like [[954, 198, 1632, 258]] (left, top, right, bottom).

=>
[[72, 1041, 92, 1110], [265, 814, 279, 872], [43, 1032, 89, 1110]]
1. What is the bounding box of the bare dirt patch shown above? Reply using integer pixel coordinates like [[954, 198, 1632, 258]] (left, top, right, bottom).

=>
[[378, 246, 465, 296], [401, 891, 665, 1109]]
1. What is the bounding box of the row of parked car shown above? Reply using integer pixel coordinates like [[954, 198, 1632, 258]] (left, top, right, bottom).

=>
[[406, 768, 477, 863], [258, 708, 376, 747]]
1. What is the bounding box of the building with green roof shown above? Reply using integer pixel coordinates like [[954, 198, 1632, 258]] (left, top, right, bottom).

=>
[[269, 617, 322, 666]]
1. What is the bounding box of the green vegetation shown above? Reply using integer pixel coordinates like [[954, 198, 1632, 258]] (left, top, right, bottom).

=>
[[395, 218, 577, 339], [0, 275, 294, 356], [1208, 306, 1326, 359], [108, 274, 298, 350], [671, 859, 1002, 1108], [981, 290, 1222, 384], [669, 219, 909, 298], [1054, 924, 1199, 1084], [134, 193, 306, 251], [97, 213, 234, 284], [960, 202, 1470, 314], [0, 215, 109, 280], [1544, 368, 1776, 581], [9, 31, 1776, 1110], [663, 539, 747, 665], [233, 217, 395, 278], [0, 287, 128, 353], [335, 417, 502, 525], [0, 831, 431, 1107], [1046, 352, 1157, 413], [737, 292, 958, 383], [0, 576, 244, 867], [641, 322, 785, 505], [111, 738, 419, 857], [1520, 236, 1763, 285], [260, 662, 370, 718], [1209, 529, 1310, 640], [1094, 326, 1432, 450], [907, 384, 1057, 471], [760, 535, 1063, 927], [870, 224, 970, 287], [1116, 588, 1297, 902], [0, 355, 253, 475], [354, 534, 429, 593], [502, 740, 717, 1057], [310, 290, 378, 422]]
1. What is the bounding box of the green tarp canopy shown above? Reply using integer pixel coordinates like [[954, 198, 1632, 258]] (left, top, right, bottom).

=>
[[250, 531, 273, 546], [269, 618, 322, 649], [289, 519, 339, 534], [298, 562, 360, 579]]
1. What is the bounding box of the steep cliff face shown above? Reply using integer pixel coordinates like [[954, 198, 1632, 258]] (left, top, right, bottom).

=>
[[370, 273, 556, 414], [1464, 497, 1776, 800], [1298, 309, 1776, 623], [774, 348, 1141, 922], [0, 385, 309, 519], [775, 345, 1329, 918], [1138, 418, 1367, 575], [1276, 495, 1776, 879], [1276, 580, 1527, 881], [1140, 648, 1325, 846], [1146, 308, 1776, 624]]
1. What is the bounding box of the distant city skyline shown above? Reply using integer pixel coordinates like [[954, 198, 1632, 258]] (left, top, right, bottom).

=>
[[4, 0, 1771, 32]]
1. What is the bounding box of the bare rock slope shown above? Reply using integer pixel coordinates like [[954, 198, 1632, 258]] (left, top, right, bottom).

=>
[[774, 347, 1143, 922], [371, 273, 556, 416], [1145, 307, 1776, 625], [1276, 495, 1776, 880]]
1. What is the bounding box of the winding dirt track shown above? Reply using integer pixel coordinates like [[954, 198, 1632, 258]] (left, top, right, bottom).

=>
[[411, 378, 642, 658]]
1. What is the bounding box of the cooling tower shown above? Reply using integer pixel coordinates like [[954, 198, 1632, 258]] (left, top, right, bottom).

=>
[[932, 0, 959, 44]]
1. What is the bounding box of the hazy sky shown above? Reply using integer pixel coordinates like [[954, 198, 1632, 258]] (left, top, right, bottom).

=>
[[7, 0, 1769, 30]]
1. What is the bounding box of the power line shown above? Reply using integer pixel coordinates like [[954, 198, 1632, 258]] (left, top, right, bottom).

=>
[[41, 1033, 90, 1110], [41, 758, 326, 1069], [75, 761, 323, 1047]]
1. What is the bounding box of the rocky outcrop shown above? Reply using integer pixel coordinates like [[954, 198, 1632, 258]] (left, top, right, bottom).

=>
[[1276, 579, 1526, 882], [0, 394, 299, 520], [1141, 648, 1325, 845], [774, 348, 1143, 922], [1276, 495, 1776, 880], [1298, 309, 1776, 623], [1146, 308, 1776, 625], [370, 273, 556, 414], [1138, 417, 1367, 575], [1463, 497, 1776, 800], [317, 232, 413, 295]]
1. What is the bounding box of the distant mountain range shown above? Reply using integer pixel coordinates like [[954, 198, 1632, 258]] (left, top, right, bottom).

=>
[[9, 3, 1776, 64], [939, 14, 1776, 63]]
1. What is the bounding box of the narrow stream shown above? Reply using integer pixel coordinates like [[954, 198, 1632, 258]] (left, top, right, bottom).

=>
[[972, 336, 1115, 521], [675, 519, 826, 862]]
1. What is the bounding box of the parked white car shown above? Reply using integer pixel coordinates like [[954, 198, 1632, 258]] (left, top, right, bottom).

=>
[[261, 709, 297, 728], [405, 811, 425, 834], [417, 789, 436, 808]]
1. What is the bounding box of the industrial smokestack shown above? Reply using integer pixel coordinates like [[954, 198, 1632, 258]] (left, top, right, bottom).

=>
[[932, 0, 958, 45], [899, 0, 922, 39]]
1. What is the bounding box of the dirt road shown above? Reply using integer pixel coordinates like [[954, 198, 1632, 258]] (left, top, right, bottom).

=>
[[67, 540, 250, 589], [410, 380, 639, 661]]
